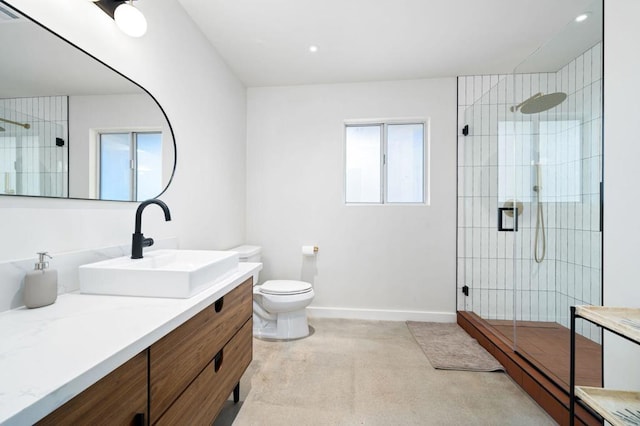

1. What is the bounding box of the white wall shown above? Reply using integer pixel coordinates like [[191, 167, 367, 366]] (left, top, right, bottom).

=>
[[603, 0, 640, 390], [0, 0, 246, 265], [247, 79, 457, 321]]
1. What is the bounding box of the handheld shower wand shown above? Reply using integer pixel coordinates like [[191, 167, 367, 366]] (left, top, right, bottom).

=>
[[533, 163, 546, 263]]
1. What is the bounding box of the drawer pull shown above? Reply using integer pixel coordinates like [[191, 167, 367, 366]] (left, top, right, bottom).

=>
[[214, 297, 224, 313], [134, 412, 145, 426], [214, 349, 224, 372]]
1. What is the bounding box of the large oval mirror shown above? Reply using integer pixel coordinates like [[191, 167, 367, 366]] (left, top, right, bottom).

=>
[[0, 1, 176, 202]]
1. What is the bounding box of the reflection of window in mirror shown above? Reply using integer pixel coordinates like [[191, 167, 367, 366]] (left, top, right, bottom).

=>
[[98, 131, 162, 201]]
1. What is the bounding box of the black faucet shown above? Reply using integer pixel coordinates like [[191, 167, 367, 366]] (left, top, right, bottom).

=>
[[131, 199, 172, 259]]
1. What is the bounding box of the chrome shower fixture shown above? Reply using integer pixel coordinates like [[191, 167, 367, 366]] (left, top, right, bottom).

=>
[[533, 163, 546, 263], [511, 92, 567, 114], [502, 199, 524, 218], [0, 117, 30, 129]]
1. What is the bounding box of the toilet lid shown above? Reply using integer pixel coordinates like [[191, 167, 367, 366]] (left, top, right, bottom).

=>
[[260, 280, 312, 295]]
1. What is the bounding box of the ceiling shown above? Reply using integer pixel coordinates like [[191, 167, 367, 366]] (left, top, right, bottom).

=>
[[176, 0, 602, 87], [0, 6, 142, 97]]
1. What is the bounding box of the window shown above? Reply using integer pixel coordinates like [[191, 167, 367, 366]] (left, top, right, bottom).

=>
[[345, 122, 425, 204], [99, 131, 162, 201]]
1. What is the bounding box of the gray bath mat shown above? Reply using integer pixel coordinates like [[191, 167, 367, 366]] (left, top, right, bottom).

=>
[[407, 321, 505, 372]]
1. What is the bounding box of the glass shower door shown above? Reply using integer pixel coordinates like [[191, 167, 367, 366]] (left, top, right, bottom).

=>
[[459, 75, 518, 337], [510, 3, 603, 389]]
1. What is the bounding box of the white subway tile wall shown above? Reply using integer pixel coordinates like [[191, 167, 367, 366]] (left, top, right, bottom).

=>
[[456, 43, 603, 343]]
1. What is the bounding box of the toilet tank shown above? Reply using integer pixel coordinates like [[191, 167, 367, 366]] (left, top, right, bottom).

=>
[[231, 245, 261, 262], [230, 245, 261, 285]]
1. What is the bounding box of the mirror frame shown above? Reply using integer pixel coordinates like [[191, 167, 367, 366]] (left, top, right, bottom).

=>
[[0, 0, 177, 202]]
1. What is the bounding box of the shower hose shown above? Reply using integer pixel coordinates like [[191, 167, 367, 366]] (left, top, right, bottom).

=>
[[534, 186, 546, 263]]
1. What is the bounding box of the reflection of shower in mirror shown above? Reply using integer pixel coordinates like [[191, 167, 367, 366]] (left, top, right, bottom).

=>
[[3, 173, 14, 195], [0, 116, 30, 129]]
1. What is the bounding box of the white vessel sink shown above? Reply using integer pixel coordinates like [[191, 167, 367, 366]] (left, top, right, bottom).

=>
[[79, 249, 239, 298]]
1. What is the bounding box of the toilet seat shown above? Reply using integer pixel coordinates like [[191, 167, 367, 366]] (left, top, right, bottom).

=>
[[259, 280, 312, 295]]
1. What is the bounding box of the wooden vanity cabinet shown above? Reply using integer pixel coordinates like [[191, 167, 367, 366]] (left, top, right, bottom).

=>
[[36, 277, 253, 426], [155, 320, 253, 425], [37, 350, 148, 426], [150, 277, 253, 424]]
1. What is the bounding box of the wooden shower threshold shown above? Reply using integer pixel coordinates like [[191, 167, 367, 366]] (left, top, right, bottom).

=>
[[486, 319, 601, 390], [457, 311, 602, 426]]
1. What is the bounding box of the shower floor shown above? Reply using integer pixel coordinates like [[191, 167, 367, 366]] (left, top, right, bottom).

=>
[[458, 311, 602, 425], [486, 319, 602, 390]]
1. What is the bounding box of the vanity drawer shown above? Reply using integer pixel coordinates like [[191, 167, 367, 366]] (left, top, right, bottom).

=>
[[37, 350, 148, 426], [149, 278, 252, 423], [155, 318, 253, 426]]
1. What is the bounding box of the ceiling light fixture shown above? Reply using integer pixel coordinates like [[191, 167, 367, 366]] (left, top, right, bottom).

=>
[[309, 45, 318, 53], [575, 13, 590, 23], [94, 0, 147, 38]]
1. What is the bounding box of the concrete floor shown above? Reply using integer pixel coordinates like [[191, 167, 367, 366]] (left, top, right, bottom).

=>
[[215, 318, 556, 425]]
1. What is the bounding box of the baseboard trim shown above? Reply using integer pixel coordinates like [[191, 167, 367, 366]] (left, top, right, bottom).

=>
[[306, 306, 456, 322]]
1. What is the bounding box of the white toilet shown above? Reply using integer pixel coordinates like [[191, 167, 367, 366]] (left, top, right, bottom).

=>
[[231, 245, 314, 340]]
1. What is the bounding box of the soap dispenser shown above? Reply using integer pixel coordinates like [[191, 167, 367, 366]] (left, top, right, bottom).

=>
[[23, 252, 58, 309]]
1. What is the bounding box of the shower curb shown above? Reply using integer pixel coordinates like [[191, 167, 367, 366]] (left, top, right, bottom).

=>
[[457, 311, 602, 426]]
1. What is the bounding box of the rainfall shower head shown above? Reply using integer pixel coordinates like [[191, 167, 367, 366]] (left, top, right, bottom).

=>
[[510, 92, 567, 114]]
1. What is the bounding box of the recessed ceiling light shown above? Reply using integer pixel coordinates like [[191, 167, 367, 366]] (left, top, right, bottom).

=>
[[575, 13, 589, 23], [309, 45, 318, 53]]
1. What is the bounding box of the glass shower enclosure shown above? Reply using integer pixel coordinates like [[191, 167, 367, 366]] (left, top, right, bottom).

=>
[[457, 0, 603, 391], [0, 100, 68, 198]]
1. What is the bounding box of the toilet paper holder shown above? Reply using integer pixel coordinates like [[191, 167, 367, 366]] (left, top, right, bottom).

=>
[[302, 245, 319, 255]]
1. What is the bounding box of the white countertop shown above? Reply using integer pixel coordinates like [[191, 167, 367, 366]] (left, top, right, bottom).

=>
[[0, 262, 261, 426]]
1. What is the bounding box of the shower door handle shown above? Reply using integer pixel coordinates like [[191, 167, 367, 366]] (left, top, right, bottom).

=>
[[498, 207, 518, 232]]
